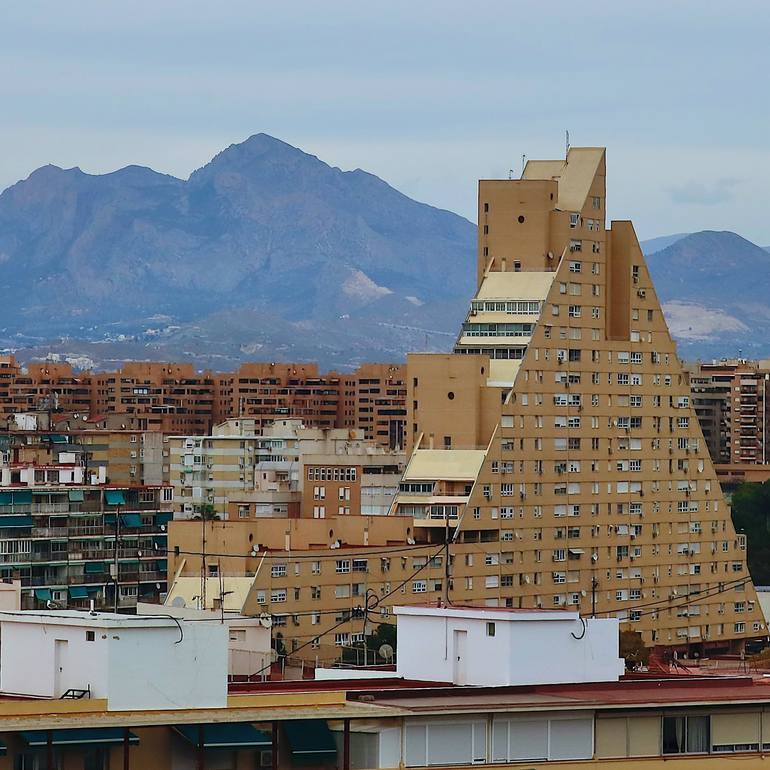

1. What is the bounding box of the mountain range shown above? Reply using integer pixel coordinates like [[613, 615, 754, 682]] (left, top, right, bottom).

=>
[[0, 134, 475, 369], [0, 134, 768, 369]]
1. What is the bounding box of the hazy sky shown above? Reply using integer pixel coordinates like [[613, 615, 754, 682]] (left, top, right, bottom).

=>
[[2, 1, 769, 243]]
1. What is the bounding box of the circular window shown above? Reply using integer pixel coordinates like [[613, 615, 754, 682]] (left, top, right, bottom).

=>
[[448, 392, 455, 400], [518, 215, 525, 223]]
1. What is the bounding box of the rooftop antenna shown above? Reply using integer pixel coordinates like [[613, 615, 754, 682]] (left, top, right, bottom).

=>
[[508, 168, 515, 180], [521, 154, 527, 178], [565, 130, 570, 161]]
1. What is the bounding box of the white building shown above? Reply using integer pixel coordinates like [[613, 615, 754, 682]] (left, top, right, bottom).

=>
[[0, 610, 227, 710], [395, 605, 624, 687], [138, 597, 272, 678]]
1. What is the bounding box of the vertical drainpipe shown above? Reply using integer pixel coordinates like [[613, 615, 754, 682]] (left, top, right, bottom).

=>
[[197, 724, 205, 770], [343, 719, 351, 770], [123, 727, 130, 770], [272, 722, 279, 770], [46, 731, 53, 770]]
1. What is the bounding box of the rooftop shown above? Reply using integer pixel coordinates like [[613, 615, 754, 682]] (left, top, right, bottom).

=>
[[475, 271, 554, 301], [522, 147, 605, 212], [402, 449, 486, 481]]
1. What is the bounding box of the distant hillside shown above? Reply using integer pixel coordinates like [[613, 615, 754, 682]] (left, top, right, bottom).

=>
[[0, 134, 475, 369], [640, 232, 689, 255], [646, 230, 770, 360]]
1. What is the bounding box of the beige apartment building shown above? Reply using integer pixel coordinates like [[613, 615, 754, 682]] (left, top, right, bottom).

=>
[[168, 419, 404, 520], [168, 147, 764, 659]]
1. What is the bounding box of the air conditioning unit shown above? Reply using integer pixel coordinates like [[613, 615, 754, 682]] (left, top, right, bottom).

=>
[[637, 289, 646, 298]]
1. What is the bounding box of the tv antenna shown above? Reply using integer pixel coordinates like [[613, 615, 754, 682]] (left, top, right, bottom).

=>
[[521, 154, 527, 177], [565, 130, 570, 160]]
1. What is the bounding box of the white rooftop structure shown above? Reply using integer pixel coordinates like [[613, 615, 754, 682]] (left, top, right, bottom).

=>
[[395, 605, 624, 687], [0, 610, 228, 710]]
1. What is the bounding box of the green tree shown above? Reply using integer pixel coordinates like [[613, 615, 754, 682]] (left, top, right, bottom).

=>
[[730, 481, 770, 585], [619, 630, 649, 670], [340, 623, 397, 665], [193, 503, 220, 521]]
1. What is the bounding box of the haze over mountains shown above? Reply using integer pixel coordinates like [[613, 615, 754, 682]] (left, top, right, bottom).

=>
[[0, 134, 768, 370]]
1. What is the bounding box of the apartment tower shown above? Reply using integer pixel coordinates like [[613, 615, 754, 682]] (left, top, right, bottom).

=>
[[407, 147, 763, 652]]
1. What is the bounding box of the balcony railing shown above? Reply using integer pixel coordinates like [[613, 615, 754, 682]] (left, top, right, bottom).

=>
[[31, 527, 68, 538]]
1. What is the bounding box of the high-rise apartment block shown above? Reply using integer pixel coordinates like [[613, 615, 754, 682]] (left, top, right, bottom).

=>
[[0, 431, 171, 610], [406, 147, 763, 650], [685, 359, 770, 484], [0, 358, 406, 448], [167, 147, 764, 659]]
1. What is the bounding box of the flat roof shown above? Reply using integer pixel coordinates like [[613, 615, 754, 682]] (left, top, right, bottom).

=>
[[0, 610, 183, 629], [165, 576, 256, 613], [362, 675, 770, 714], [402, 450, 486, 482], [228, 672, 770, 716], [395, 605, 580, 622], [475, 271, 554, 302]]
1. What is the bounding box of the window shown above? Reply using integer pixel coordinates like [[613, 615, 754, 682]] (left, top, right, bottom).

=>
[[491, 717, 592, 763], [568, 305, 581, 318], [486, 622, 496, 637], [335, 560, 351, 574], [271, 564, 286, 578], [662, 715, 710, 754]]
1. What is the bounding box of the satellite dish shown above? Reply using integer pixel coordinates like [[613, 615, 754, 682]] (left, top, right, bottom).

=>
[[258, 613, 272, 628], [171, 596, 186, 608], [378, 644, 394, 661]]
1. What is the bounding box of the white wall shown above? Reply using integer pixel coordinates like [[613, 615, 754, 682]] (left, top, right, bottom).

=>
[[0, 621, 110, 698], [0, 615, 229, 710], [106, 623, 228, 710], [395, 608, 624, 687]]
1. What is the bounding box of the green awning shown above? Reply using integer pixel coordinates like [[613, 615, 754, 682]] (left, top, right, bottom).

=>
[[156, 559, 168, 572], [84, 562, 106, 574], [22, 729, 138, 747], [68, 586, 89, 599], [0, 515, 33, 528], [48, 434, 70, 444], [104, 513, 117, 526], [156, 512, 174, 526], [104, 490, 126, 506], [12, 491, 32, 504], [0, 740, 6, 756], [0, 492, 12, 505], [173, 724, 271, 749], [68, 490, 85, 502], [34, 589, 51, 601], [284, 720, 337, 765], [121, 513, 143, 528]]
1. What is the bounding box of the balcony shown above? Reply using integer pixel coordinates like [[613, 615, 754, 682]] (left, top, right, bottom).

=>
[[31, 527, 68, 538]]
